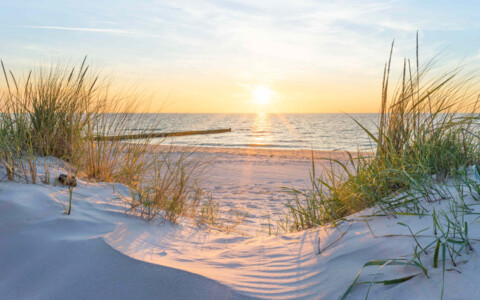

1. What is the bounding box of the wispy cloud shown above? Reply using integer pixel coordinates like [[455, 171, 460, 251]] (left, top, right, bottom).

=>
[[21, 25, 152, 38]]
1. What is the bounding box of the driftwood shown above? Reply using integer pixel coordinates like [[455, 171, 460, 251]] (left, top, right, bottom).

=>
[[94, 128, 231, 141]]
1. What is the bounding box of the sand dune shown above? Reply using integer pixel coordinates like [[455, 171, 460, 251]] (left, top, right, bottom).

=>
[[1, 149, 479, 299]]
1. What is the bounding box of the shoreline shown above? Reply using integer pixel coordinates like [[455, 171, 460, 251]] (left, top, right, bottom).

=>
[[154, 144, 371, 161]]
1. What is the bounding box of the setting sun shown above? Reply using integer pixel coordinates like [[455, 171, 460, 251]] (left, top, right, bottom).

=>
[[252, 86, 273, 105]]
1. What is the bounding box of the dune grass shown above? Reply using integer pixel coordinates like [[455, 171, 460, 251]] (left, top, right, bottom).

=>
[[281, 37, 480, 298], [284, 39, 480, 231], [116, 146, 209, 223], [0, 58, 214, 224]]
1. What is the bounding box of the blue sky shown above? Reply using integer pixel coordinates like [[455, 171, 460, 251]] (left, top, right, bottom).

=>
[[1, 0, 479, 112]]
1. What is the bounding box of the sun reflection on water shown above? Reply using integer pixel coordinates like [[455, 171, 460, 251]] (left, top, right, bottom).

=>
[[250, 113, 272, 147]]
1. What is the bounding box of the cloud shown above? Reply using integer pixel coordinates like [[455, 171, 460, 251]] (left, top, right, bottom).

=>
[[7, 1, 480, 83], [21, 25, 153, 38]]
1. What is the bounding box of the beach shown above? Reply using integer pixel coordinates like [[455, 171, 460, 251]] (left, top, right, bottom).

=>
[[1, 147, 479, 299], [3, 2, 479, 299], [155, 146, 363, 234]]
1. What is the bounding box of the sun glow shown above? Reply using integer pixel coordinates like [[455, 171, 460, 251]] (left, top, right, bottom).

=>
[[252, 86, 273, 105]]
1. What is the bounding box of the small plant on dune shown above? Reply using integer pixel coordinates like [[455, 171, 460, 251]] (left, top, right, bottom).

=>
[[65, 171, 78, 215]]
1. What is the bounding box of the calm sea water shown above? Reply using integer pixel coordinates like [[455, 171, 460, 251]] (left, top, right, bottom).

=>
[[127, 113, 379, 151]]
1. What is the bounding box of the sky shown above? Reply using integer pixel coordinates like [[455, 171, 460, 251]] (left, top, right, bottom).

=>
[[1, 0, 480, 113]]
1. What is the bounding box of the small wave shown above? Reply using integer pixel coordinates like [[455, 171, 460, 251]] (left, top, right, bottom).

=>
[[246, 143, 288, 148], [252, 130, 269, 134]]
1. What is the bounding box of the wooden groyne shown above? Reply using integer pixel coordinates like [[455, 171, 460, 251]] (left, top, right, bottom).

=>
[[94, 128, 231, 141]]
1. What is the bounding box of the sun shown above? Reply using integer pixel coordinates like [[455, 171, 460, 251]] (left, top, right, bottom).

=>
[[252, 86, 273, 105]]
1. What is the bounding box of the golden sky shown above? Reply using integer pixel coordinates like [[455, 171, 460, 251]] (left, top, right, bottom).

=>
[[136, 75, 381, 113], [2, 1, 480, 113]]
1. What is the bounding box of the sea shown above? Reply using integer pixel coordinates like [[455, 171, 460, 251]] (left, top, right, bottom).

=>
[[127, 113, 379, 151]]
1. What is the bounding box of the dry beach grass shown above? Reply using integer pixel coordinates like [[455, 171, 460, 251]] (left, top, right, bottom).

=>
[[0, 58, 217, 225]]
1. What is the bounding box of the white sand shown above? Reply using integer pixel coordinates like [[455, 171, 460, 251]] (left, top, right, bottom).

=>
[[161, 146, 361, 234], [1, 150, 479, 299]]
